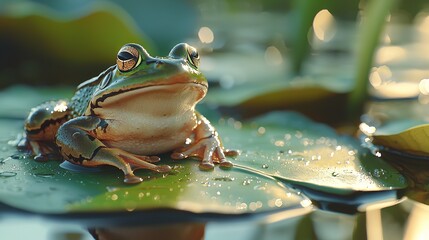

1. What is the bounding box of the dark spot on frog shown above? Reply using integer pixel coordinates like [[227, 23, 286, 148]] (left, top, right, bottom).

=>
[[87, 135, 95, 141], [97, 119, 109, 133]]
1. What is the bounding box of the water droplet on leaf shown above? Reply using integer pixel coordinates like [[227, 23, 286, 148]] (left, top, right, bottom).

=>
[[0, 171, 17, 177]]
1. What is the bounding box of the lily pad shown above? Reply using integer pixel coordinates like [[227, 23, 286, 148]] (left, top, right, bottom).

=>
[[369, 120, 429, 157], [215, 112, 407, 195], [205, 59, 352, 123], [0, 88, 406, 218], [0, 118, 310, 222]]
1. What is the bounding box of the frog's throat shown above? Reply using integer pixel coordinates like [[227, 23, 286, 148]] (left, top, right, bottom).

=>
[[87, 82, 207, 115]]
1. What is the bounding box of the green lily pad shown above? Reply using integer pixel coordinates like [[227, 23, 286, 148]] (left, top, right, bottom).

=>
[[0, 85, 406, 217], [369, 120, 429, 156], [215, 112, 407, 195], [359, 118, 429, 205], [202, 54, 353, 123], [0, 118, 310, 220]]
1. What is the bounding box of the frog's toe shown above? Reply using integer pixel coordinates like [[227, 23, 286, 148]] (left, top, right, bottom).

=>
[[219, 159, 233, 169], [199, 162, 215, 171], [171, 152, 187, 160], [224, 149, 239, 157], [154, 165, 172, 173], [124, 174, 143, 184], [34, 152, 61, 162], [135, 155, 160, 163]]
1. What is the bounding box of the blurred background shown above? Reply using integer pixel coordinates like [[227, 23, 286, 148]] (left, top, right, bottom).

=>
[[1, 0, 429, 122]]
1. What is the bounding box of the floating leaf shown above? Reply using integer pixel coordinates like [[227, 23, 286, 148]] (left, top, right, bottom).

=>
[[215, 112, 407, 195], [205, 62, 352, 123], [370, 120, 429, 156], [0, 118, 310, 221]]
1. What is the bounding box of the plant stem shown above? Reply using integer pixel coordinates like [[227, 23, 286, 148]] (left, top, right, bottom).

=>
[[347, 0, 398, 119], [290, 0, 323, 74]]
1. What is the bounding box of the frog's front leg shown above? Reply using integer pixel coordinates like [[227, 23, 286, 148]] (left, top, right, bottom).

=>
[[56, 116, 171, 184], [171, 114, 238, 170]]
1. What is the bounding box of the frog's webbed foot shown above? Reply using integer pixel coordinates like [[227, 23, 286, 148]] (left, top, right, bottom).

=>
[[56, 116, 171, 184], [29, 141, 62, 162], [15, 134, 61, 162], [115, 149, 170, 172], [171, 136, 237, 170], [80, 147, 171, 184]]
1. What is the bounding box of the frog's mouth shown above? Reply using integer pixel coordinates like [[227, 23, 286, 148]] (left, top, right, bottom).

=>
[[89, 74, 207, 113]]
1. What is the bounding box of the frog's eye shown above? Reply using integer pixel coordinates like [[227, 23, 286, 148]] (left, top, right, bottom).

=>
[[187, 46, 200, 68], [116, 45, 140, 72], [169, 43, 200, 69]]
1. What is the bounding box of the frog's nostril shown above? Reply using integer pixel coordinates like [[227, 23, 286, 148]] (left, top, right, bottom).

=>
[[154, 61, 165, 69]]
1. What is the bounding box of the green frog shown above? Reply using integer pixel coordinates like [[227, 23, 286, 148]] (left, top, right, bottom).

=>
[[21, 43, 237, 184]]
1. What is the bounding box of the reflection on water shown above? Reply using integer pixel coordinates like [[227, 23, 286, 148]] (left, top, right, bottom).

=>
[[2, 199, 428, 240], [312, 210, 356, 240], [404, 201, 429, 240]]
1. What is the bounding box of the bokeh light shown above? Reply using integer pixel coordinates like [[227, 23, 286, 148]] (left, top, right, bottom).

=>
[[198, 26, 214, 44], [264, 46, 283, 66], [312, 9, 336, 42]]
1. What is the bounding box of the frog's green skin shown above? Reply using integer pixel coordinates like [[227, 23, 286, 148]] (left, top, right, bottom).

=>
[[23, 43, 237, 184]]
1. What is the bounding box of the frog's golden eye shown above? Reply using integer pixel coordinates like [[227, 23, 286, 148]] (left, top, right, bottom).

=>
[[187, 46, 200, 68], [116, 45, 140, 72]]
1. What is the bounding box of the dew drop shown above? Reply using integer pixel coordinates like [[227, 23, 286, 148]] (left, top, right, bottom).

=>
[[0, 157, 10, 164], [10, 154, 23, 159], [111, 194, 118, 201], [213, 177, 235, 182], [0, 171, 17, 177], [34, 173, 54, 178], [106, 186, 119, 192], [261, 164, 269, 169], [274, 199, 283, 207], [242, 179, 251, 186], [257, 127, 266, 135]]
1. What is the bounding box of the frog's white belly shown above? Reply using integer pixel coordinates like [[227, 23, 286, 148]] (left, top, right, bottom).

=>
[[101, 112, 197, 155], [92, 84, 203, 155]]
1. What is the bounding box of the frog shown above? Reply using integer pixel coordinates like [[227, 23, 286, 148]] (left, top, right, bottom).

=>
[[20, 43, 238, 184]]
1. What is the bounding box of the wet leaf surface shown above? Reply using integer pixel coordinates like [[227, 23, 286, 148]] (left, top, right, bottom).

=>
[[0, 118, 310, 220], [217, 112, 407, 195]]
